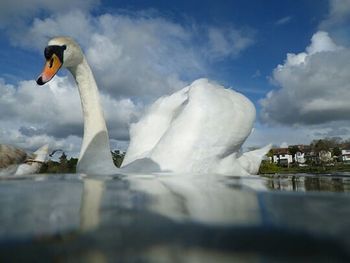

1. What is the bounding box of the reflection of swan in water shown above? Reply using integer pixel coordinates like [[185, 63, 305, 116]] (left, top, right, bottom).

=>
[[36, 37, 270, 176], [125, 174, 264, 225], [79, 174, 265, 231], [80, 178, 105, 230], [0, 144, 49, 176]]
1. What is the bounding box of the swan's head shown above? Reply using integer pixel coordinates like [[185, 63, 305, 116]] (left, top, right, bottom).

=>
[[37, 37, 84, 85]]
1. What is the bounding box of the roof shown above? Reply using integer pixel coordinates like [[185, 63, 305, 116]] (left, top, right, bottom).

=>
[[272, 148, 289, 155]]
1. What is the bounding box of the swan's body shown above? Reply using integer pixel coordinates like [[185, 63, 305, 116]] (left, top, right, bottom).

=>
[[37, 37, 270, 175], [123, 79, 261, 175], [0, 144, 49, 176]]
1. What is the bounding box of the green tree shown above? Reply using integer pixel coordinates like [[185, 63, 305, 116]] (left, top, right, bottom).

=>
[[312, 139, 330, 153], [67, 158, 78, 172], [59, 152, 69, 173], [288, 145, 299, 163], [332, 147, 342, 162]]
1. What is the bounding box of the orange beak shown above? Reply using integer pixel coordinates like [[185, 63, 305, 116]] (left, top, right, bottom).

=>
[[36, 54, 62, 85]]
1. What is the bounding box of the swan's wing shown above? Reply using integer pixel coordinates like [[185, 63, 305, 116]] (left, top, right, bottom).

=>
[[125, 79, 256, 174], [237, 144, 272, 175], [0, 144, 29, 169], [149, 79, 256, 173], [122, 87, 189, 166]]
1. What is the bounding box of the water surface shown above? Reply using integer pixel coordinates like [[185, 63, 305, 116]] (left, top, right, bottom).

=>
[[0, 173, 349, 262]]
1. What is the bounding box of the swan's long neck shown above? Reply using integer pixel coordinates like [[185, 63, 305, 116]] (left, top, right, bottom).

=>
[[69, 57, 117, 174]]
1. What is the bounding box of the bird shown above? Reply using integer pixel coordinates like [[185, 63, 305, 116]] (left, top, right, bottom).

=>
[[0, 144, 49, 176], [36, 36, 270, 175]]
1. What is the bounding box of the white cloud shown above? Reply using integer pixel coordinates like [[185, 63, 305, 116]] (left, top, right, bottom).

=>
[[320, 0, 350, 29], [306, 31, 341, 54], [0, 0, 98, 26], [243, 122, 350, 150], [275, 16, 292, 26], [318, 0, 350, 45], [12, 11, 204, 101], [243, 124, 313, 149], [10, 11, 95, 50], [0, 117, 82, 156], [0, 76, 139, 154], [207, 26, 255, 60], [258, 1, 350, 146], [260, 31, 350, 128], [10, 10, 254, 102]]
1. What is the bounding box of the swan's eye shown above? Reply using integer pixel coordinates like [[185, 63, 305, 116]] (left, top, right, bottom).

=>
[[44, 45, 65, 63]]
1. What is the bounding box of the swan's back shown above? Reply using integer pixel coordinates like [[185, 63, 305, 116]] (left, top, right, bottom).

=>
[[123, 79, 255, 174]]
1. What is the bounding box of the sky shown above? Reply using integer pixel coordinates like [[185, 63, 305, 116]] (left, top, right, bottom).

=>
[[0, 0, 350, 156]]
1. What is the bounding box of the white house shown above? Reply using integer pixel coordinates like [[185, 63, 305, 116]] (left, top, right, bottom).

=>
[[272, 148, 293, 166], [342, 150, 350, 162], [295, 151, 306, 164]]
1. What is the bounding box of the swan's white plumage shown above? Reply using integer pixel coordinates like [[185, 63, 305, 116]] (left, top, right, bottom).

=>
[[123, 78, 258, 175], [43, 37, 270, 175]]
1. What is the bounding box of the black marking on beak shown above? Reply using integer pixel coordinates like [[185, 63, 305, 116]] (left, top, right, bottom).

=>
[[36, 76, 44, 85], [44, 45, 66, 64]]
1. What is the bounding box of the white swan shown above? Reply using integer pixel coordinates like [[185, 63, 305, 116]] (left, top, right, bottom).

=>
[[0, 144, 49, 176], [36, 37, 270, 175]]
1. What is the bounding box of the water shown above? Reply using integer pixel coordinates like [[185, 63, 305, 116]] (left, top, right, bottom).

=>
[[0, 173, 350, 262]]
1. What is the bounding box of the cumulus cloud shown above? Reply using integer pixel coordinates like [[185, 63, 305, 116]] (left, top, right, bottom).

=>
[[12, 11, 207, 100], [320, 0, 350, 29], [0, 76, 139, 154], [206, 26, 255, 60], [319, 0, 350, 45], [260, 31, 350, 126], [0, 0, 98, 26], [10, 10, 255, 100], [0, 126, 81, 156]]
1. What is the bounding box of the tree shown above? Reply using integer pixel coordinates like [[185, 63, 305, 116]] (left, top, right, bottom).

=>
[[332, 147, 342, 162], [288, 145, 299, 163], [59, 152, 69, 173], [59, 152, 68, 163], [266, 149, 273, 158], [312, 140, 330, 154], [67, 158, 78, 172]]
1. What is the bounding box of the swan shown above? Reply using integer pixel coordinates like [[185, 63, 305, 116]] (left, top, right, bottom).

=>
[[0, 144, 49, 176], [36, 37, 270, 175]]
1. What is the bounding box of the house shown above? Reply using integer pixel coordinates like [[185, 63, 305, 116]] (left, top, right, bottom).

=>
[[271, 148, 293, 166], [292, 145, 310, 164], [269, 144, 345, 166], [295, 151, 306, 164], [342, 149, 350, 162]]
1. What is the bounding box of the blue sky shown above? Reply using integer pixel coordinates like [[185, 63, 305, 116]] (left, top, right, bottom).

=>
[[0, 0, 350, 155]]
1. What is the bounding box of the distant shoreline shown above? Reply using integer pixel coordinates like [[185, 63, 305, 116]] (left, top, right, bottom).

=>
[[259, 161, 350, 175]]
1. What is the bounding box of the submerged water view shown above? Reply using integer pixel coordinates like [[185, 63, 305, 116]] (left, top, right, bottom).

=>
[[0, 173, 350, 262]]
